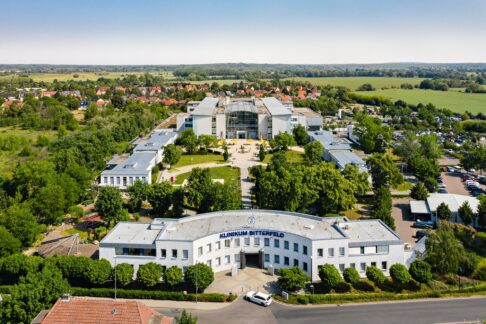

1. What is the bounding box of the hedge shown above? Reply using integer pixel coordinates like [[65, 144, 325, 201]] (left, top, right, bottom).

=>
[[70, 287, 233, 302]]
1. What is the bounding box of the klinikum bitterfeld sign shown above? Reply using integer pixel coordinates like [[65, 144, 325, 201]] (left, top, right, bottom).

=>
[[219, 230, 285, 239]]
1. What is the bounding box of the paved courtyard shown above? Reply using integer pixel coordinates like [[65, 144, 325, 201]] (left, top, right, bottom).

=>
[[205, 266, 278, 295], [392, 198, 416, 245]]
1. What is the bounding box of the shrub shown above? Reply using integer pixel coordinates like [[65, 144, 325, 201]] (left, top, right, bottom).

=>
[[85, 259, 112, 286], [48, 255, 91, 286], [164, 266, 183, 287], [0, 254, 43, 284], [137, 262, 163, 288], [277, 266, 310, 292], [407, 279, 421, 291], [114, 263, 134, 286], [409, 260, 432, 283], [343, 267, 360, 284], [390, 264, 412, 286], [353, 280, 375, 292], [459, 253, 478, 277], [296, 295, 309, 304], [318, 264, 342, 290], [473, 265, 486, 281], [366, 266, 386, 285], [186, 263, 214, 291], [334, 281, 352, 293]]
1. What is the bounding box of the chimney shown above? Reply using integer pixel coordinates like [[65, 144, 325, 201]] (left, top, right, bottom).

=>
[[61, 294, 71, 302]]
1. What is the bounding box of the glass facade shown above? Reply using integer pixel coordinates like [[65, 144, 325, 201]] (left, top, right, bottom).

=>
[[226, 111, 258, 139]]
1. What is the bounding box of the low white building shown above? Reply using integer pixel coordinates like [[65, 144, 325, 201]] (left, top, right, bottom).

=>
[[133, 130, 177, 164], [99, 210, 413, 282]]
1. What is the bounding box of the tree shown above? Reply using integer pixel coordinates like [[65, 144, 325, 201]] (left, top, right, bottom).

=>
[[164, 266, 183, 287], [95, 187, 125, 227], [318, 264, 342, 290], [343, 164, 370, 196], [477, 195, 486, 228], [258, 144, 266, 161], [269, 132, 296, 151], [223, 146, 229, 161], [356, 83, 376, 91], [179, 129, 198, 154], [186, 263, 214, 291], [128, 180, 150, 211], [354, 116, 391, 154], [425, 225, 466, 274], [186, 168, 212, 211], [458, 201, 474, 225], [366, 265, 386, 285], [137, 262, 163, 288], [436, 202, 452, 221], [33, 184, 66, 224], [0, 205, 42, 247], [197, 134, 218, 152], [163, 144, 182, 166], [370, 186, 395, 229], [277, 266, 310, 291], [389, 264, 412, 286], [0, 226, 21, 257], [175, 309, 198, 324], [84, 104, 98, 120], [418, 134, 442, 160], [409, 260, 432, 283], [85, 259, 112, 286], [343, 267, 360, 284], [114, 263, 134, 286], [410, 182, 429, 200], [171, 188, 185, 217], [292, 124, 309, 146], [147, 181, 174, 216], [366, 153, 403, 189], [304, 141, 323, 164]]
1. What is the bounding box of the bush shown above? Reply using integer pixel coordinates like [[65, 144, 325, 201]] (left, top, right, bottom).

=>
[[343, 267, 360, 284], [164, 266, 183, 287], [0, 254, 43, 284], [390, 264, 412, 286], [366, 266, 386, 285], [334, 281, 352, 293], [137, 262, 163, 288], [85, 259, 112, 286], [47, 255, 91, 286], [318, 264, 342, 290], [409, 260, 432, 283], [459, 253, 478, 277], [473, 265, 486, 281], [277, 266, 310, 292], [186, 263, 214, 291], [114, 263, 134, 286], [353, 280, 375, 292], [296, 295, 309, 304]]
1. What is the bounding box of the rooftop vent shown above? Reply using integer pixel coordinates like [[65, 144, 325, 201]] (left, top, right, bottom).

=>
[[112, 308, 117, 315], [304, 225, 315, 230], [61, 294, 71, 302]]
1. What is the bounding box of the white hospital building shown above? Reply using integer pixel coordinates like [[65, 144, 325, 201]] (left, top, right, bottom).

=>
[[177, 97, 322, 140], [99, 210, 416, 282]]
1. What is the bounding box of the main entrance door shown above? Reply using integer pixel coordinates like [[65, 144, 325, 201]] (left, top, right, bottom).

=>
[[240, 250, 264, 269], [237, 131, 247, 139]]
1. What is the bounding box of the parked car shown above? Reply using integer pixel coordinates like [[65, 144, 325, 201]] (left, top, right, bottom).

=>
[[413, 220, 434, 229], [437, 188, 448, 194], [416, 230, 427, 239], [244, 291, 273, 307]]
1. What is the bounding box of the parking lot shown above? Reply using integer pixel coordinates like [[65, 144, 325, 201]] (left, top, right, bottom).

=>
[[441, 172, 471, 196]]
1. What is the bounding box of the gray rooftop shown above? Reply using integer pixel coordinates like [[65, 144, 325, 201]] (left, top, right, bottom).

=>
[[100, 210, 404, 245], [308, 130, 352, 150], [134, 130, 177, 152], [101, 152, 155, 176], [225, 101, 258, 114], [330, 150, 367, 171], [426, 193, 479, 213], [101, 222, 160, 245], [192, 97, 220, 116], [261, 97, 292, 116]]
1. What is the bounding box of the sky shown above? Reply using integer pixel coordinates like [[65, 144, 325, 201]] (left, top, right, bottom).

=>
[[1, 0, 486, 65]]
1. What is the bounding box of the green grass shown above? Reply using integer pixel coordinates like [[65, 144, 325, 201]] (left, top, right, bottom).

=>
[[170, 153, 225, 169], [174, 166, 239, 186], [60, 228, 89, 239], [394, 181, 414, 192], [356, 88, 486, 114], [262, 150, 305, 164], [189, 79, 244, 85], [284, 77, 424, 90]]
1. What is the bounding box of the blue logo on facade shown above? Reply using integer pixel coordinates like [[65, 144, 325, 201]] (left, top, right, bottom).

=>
[[219, 230, 285, 239]]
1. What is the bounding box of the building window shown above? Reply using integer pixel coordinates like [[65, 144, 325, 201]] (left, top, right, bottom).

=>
[[207, 260, 212, 267], [182, 266, 187, 274], [216, 241, 221, 250], [284, 256, 289, 265], [350, 263, 356, 269], [264, 254, 270, 262], [161, 249, 167, 258], [274, 239, 280, 248], [371, 262, 377, 267], [235, 238, 240, 247], [293, 243, 299, 252], [339, 264, 345, 272], [235, 254, 240, 262], [264, 238, 270, 247], [377, 245, 389, 253], [225, 239, 230, 248], [284, 240, 289, 250], [198, 247, 203, 257], [183, 250, 189, 259], [382, 261, 388, 270], [318, 248, 323, 257], [207, 243, 212, 253], [303, 262, 308, 272], [225, 255, 230, 264], [254, 237, 260, 246], [274, 255, 280, 264], [360, 262, 366, 272], [360, 246, 365, 255], [339, 247, 345, 256], [303, 245, 308, 255], [328, 248, 334, 257], [294, 259, 299, 267], [172, 249, 178, 258], [216, 257, 221, 266], [244, 237, 250, 246]]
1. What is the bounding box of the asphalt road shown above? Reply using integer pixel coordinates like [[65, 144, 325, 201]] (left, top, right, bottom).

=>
[[156, 297, 486, 324]]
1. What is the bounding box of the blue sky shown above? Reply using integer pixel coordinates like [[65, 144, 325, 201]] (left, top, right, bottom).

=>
[[1, 0, 485, 64]]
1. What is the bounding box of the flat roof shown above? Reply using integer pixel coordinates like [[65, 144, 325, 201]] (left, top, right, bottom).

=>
[[101, 152, 155, 176], [309, 130, 352, 151], [191, 97, 219, 116], [101, 210, 404, 245], [134, 130, 177, 151], [292, 107, 322, 118], [330, 150, 367, 169], [410, 200, 429, 214], [261, 97, 292, 116], [426, 193, 479, 213]]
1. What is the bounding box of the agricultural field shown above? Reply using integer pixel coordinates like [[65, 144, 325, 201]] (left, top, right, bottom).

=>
[[356, 88, 486, 114], [0, 71, 174, 82], [189, 79, 244, 85], [284, 77, 425, 90]]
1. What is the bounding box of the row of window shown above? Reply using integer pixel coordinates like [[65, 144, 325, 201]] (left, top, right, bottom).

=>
[[161, 248, 189, 260], [317, 247, 346, 258], [197, 238, 311, 257], [264, 253, 309, 272]]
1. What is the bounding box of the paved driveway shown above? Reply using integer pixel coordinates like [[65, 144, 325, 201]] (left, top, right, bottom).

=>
[[205, 267, 278, 295], [441, 171, 471, 196], [392, 198, 416, 245]]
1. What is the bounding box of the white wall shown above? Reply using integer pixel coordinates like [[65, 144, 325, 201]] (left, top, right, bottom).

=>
[[272, 115, 291, 138], [216, 114, 226, 139], [193, 115, 212, 136]]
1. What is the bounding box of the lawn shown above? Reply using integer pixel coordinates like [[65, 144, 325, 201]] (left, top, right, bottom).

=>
[[174, 166, 240, 186], [393, 181, 414, 192], [60, 228, 89, 239], [284, 77, 424, 90], [356, 88, 486, 114], [170, 153, 225, 169], [262, 150, 305, 164]]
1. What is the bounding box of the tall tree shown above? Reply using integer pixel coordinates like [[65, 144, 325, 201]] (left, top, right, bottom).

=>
[[148, 181, 174, 216], [269, 132, 296, 151], [163, 144, 182, 166], [178, 129, 198, 154], [304, 141, 323, 164], [0, 226, 22, 257], [410, 182, 429, 200], [95, 187, 125, 227], [458, 201, 474, 226], [370, 186, 395, 229], [0, 205, 42, 247], [343, 164, 370, 196], [127, 180, 150, 211], [366, 153, 403, 189], [292, 124, 309, 146], [425, 225, 465, 274], [477, 195, 486, 228], [436, 202, 452, 221]]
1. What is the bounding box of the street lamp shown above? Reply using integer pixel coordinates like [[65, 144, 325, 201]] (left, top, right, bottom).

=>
[[114, 256, 117, 300]]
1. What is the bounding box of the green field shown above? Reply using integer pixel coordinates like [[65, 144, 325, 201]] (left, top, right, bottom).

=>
[[262, 150, 305, 164], [170, 153, 225, 170], [0, 71, 174, 82], [357, 89, 486, 114], [284, 77, 424, 90], [189, 79, 244, 85], [174, 166, 239, 186]]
